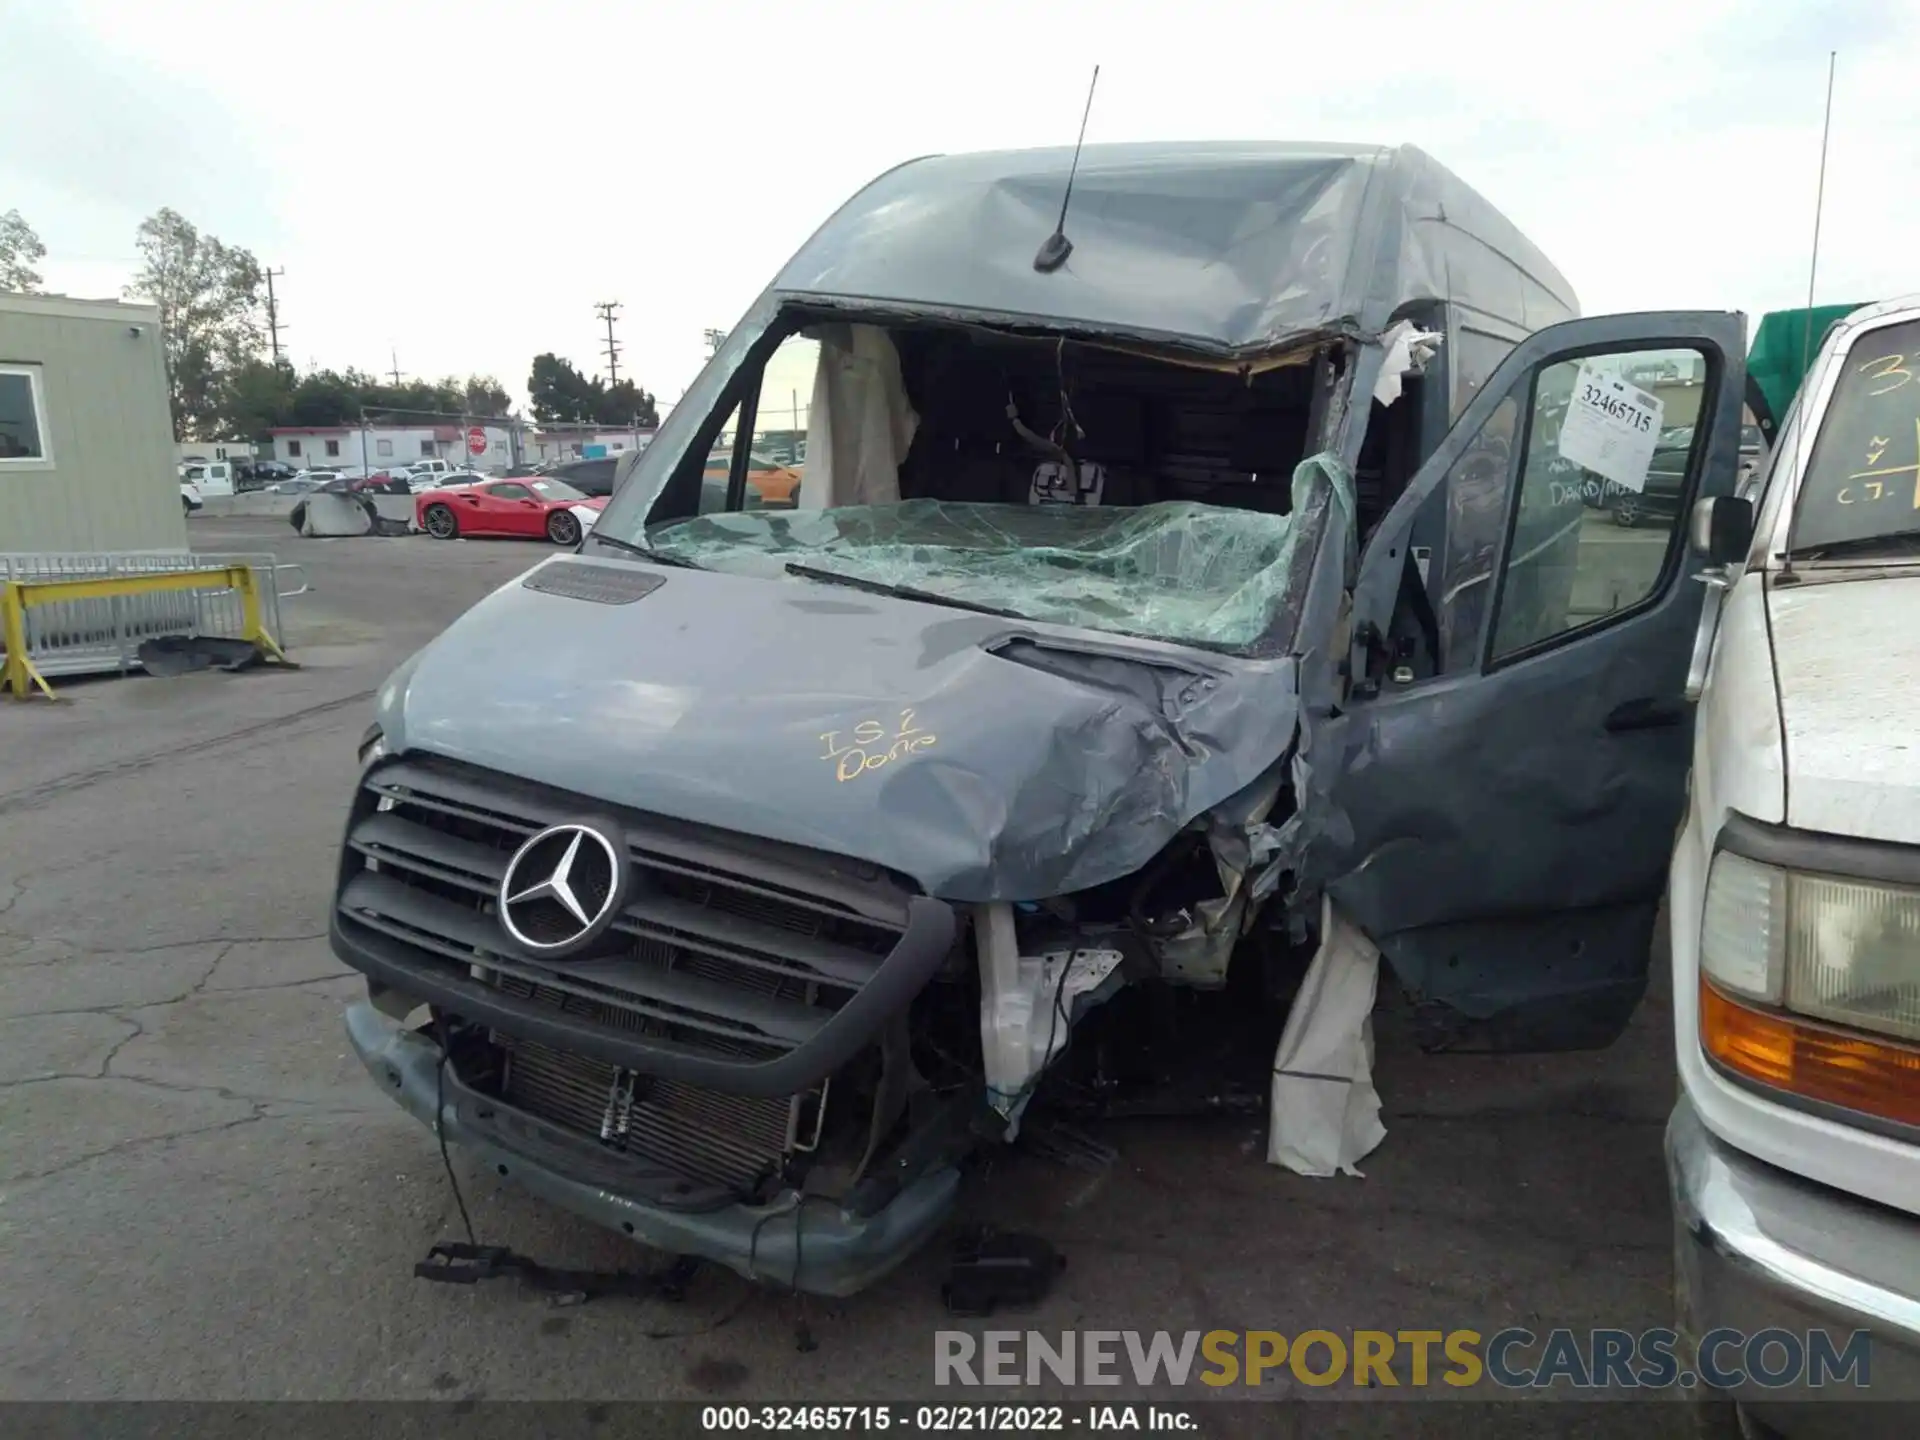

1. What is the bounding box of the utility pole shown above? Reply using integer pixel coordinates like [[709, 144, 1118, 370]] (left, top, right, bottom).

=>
[[388, 348, 403, 386], [264, 267, 286, 365], [596, 301, 623, 384], [703, 328, 727, 358]]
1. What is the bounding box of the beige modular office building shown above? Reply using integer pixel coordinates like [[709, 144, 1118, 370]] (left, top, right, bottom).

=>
[[1, 292, 186, 553]]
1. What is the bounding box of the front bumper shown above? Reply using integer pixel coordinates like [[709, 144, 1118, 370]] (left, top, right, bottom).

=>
[[345, 1001, 961, 1298], [1668, 1095, 1920, 1430]]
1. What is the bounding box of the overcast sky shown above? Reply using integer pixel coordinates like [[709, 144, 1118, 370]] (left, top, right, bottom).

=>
[[7, 0, 1914, 414]]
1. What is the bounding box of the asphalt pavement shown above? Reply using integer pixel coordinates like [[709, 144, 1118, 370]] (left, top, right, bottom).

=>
[[0, 517, 1687, 1424]]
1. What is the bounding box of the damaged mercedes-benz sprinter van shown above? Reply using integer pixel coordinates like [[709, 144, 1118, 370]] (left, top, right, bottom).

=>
[[331, 141, 1754, 1294]]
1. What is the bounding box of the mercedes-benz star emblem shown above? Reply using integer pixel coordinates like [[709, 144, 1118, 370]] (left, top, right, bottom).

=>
[[498, 822, 627, 955]]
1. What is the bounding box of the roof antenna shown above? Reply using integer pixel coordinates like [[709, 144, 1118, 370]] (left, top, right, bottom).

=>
[[1780, 48, 1838, 579], [1034, 65, 1100, 273]]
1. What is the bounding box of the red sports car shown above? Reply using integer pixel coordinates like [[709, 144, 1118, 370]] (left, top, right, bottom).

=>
[[416, 477, 606, 545]]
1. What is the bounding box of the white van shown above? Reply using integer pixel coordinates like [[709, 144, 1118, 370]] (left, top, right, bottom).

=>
[[1669, 295, 1920, 1429], [181, 461, 236, 497]]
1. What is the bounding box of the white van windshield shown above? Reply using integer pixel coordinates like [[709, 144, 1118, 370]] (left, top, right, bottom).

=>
[[1791, 316, 1920, 556]]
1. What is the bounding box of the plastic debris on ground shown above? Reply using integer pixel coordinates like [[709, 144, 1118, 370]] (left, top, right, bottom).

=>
[[940, 1229, 1065, 1317]]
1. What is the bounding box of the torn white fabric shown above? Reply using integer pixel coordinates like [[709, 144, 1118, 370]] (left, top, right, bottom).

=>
[[801, 324, 919, 509], [1372, 320, 1445, 407], [1267, 894, 1386, 1177]]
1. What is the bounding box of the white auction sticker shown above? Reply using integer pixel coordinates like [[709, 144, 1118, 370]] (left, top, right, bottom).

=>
[[1556, 364, 1664, 493]]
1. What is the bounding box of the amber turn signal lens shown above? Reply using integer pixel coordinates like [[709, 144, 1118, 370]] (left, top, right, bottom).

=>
[[1702, 978, 1920, 1129]]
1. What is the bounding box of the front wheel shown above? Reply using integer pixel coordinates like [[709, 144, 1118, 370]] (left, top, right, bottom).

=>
[[423, 504, 459, 539], [546, 509, 581, 546], [181, 496, 192, 516], [1612, 495, 1641, 528]]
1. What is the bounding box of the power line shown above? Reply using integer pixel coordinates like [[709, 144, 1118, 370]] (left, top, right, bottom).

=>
[[596, 301, 622, 385], [264, 267, 286, 365]]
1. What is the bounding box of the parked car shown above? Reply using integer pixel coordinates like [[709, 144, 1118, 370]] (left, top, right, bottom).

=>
[[180, 461, 237, 497], [701, 448, 804, 509], [268, 476, 323, 495], [179, 480, 203, 515], [1600, 425, 1692, 528], [540, 456, 620, 497], [410, 458, 454, 481], [330, 140, 1753, 1302], [415, 477, 604, 544], [1669, 297, 1920, 1436], [345, 471, 413, 495]]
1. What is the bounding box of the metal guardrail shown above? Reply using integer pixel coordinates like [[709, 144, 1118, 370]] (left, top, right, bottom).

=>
[[0, 552, 307, 700]]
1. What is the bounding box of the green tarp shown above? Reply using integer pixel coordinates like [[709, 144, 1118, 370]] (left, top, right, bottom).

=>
[[1747, 303, 1868, 429]]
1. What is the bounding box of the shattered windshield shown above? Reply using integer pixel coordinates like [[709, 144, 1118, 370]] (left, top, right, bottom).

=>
[[645, 457, 1350, 651], [1791, 317, 1920, 556]]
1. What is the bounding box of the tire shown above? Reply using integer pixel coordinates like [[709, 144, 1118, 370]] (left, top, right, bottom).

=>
[[182, 496, 192, 516], [1613, 495, 1641, 528], [546, 509, 581, 546], [424, 504, 459, 539]]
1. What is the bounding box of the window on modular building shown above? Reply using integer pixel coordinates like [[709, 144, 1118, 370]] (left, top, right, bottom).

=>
[[421, 441, 437, 457], [325, 439, 341, 457], [0, 366, 50, 462], [288, 440, 303, 457], [494, 440, 506, 453], [376, 439, 393, 457]]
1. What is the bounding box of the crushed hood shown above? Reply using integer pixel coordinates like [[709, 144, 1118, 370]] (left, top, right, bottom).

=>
[[1771, 573, 1920, 845], [378, 556, 1300, 901]]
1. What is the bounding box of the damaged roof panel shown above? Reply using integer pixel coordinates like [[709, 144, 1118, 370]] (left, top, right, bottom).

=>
[[775, 142, 1579, 351]]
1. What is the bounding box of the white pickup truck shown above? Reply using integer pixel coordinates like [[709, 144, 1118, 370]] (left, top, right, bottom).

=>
[[1670, 295, 1920, 1433]]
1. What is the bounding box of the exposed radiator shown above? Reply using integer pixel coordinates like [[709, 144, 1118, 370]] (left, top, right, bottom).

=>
[[497, 1030, 825, 1198]]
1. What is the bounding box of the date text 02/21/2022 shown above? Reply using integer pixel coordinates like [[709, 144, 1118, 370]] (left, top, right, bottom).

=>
[[700, 1405, 1197, 1432]]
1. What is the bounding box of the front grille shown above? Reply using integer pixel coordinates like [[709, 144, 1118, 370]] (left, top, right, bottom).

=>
[[334, 754, 919, 1088]]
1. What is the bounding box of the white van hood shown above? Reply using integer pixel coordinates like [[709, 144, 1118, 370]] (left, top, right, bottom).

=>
[[1769, 572, 1920, 844]]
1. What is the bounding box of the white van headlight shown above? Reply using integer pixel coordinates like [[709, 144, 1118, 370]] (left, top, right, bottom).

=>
[[1702, 848, 1920, 1042]]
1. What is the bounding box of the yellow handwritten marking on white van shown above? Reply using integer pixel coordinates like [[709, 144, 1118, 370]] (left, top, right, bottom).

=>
[[817, 708, 938, 783]]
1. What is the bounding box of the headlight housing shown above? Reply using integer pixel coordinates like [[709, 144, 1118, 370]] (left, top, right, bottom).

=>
[[1699, 840, 1920, 1128], [1701, 848, 1920, 1042], [357, 725, 388, 770]]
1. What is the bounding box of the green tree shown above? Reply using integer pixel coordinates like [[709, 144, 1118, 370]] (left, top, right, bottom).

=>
[[528, 353, 597, 424], [0, 210, 46, 293], [126, 208, 265, 437], [217, 358, 297, 439], [529, 353, 656, 427], [599, 379, 659, 428], [464, 374, 512, 418]]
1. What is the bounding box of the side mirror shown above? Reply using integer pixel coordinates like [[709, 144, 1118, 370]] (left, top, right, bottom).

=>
[[1691, 495, 1754, 566]]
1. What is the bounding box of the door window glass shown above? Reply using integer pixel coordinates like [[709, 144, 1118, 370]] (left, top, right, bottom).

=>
[[695, 334, 822, 517], [1435, 392, 1520, 673], [1451, 328, 1517, 420], [747, 334, 816, 510], [697, 401, 745, 515], [1489, 347, 1708, 661], [488, 482, 533, 501]]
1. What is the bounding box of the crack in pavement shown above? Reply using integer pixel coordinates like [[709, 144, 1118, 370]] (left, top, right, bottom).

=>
[[6, 966, 355, 1022], [0, 688, 377, 816], [2, 1110, 273, 1186], [0, 931, 329, 970]]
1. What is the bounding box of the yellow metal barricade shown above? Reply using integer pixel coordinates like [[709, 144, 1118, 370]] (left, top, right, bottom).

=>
[[2, 565, 291, 700]]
